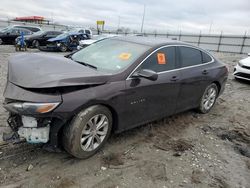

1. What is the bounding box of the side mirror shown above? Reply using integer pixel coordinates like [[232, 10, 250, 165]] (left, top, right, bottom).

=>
[[132, 69, 158, 81], [6, 32, 10, 35]]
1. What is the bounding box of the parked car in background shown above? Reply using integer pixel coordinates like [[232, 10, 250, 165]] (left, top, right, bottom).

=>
[[1, 25, 41, 33], [12, 25, 42, 33], [39, 32, 90, 52], [72, 28, 92, 38], [0, 27, 33, 45], [15, 30, 63, 48], [3, 37, 228, 158], [233, 53, 250, 81], [77, 34, 117, 50]]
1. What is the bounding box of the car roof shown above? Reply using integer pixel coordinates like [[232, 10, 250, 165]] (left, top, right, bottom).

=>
[[111, 36, 188, 47]]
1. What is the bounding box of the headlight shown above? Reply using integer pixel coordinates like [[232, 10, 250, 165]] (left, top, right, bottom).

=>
[[238, 61, 243, 67], [57, 43, 61, 47], [3, 102, 60, 114]]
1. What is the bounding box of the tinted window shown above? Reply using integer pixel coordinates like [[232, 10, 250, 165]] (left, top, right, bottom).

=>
[[179, 47, 202, 67], [138, 47, 176, 72], [46, 31, 54, 36], [20, 29, 32, 35], [202, 51, 212, 63], [54, 31, 62, 35], [15, 26, 39, 32], [85, 30, 91, 34], [10, 29, 19, 34]]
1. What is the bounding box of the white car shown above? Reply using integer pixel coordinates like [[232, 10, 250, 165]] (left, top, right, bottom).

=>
[[233, 53, 250, 81], [77, 34, 117, 50]]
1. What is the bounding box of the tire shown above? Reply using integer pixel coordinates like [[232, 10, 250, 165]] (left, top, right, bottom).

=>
[[0, 38, 2, 45], [59, 44, 67, 52], [32, 40, 40, 48], [62, 105, 112, 159], [198, 83, 218, 114]]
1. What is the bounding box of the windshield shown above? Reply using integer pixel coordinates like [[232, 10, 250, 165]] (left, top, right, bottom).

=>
[[71, 39, 150, 73], [54, 32, 68, 39]]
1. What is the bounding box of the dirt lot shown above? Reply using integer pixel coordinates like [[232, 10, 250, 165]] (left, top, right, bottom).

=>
[[0, 45, 249, 188]]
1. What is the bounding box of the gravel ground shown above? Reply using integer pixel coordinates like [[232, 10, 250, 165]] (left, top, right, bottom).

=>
[[0, 45, 249, 188]]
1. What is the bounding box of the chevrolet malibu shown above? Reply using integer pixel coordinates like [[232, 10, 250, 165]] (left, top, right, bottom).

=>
[[3, 37, 228, 158]]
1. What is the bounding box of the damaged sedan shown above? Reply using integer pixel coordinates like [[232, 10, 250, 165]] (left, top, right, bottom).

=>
[[3, 37, 228, 158]]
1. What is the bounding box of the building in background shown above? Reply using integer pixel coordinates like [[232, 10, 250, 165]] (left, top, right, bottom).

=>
[[13, 16, 50, 25]]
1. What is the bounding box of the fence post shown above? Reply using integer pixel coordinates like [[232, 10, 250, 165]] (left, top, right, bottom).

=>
[[217, 31, 223, 52], [197, 30, 201, 46], [166, 31, 169, 38], [240, 31, 247, 54], [179, 30, 181, 41]]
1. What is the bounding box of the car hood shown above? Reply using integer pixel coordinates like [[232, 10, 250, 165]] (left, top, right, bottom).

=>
[[8, 53, 110, 88], [240, 56, 250, 66]]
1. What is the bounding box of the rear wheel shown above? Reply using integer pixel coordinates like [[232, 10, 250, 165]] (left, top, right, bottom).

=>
[[198, 83, 218, 113], [62, 105, 112, 159], [32, 40, 40, 48]]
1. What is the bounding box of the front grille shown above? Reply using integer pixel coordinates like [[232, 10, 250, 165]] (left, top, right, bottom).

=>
[[235, 72, 250, 79], [242, 65, 250, 70]]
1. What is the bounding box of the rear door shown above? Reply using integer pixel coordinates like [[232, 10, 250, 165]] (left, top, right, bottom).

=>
[[176, 46, 213, 112], [124, 46, 181, 129]]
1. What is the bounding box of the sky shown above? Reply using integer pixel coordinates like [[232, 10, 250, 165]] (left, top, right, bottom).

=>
[[0, 0, 249, 34]]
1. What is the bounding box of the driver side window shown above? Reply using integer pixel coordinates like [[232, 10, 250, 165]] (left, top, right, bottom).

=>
[[138, 46, 176, 73]]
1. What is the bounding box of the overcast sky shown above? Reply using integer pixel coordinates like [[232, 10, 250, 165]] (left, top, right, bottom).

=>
[[0, 0, 249, 34]]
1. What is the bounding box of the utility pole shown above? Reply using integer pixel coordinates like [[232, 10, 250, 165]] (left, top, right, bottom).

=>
[[209, 20, 213, 34], [117, 16, 120, 31], [140, 4, 146, 33]]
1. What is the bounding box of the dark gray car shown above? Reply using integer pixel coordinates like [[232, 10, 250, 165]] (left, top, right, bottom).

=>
[[3, 37, 228, 158]]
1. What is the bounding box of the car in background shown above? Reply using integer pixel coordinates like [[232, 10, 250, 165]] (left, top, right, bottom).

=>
[[12, 25, 42, 33], [15, 30, 63, 48], [39, 32, 90, 52], [0, 27, 33, 45], [72, 28, 92, 38], [1, 25, 42, 33], [77, 34, 117, 50], [3, 37, 228, 158], [233, 53, 250, 81]]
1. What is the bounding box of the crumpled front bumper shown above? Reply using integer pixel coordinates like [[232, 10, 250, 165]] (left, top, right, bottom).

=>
[[7, 114, 51, 144]]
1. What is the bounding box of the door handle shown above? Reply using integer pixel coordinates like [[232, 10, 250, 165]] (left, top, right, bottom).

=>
[[202, 70, 208, 75], [170, 76, 179, 81]]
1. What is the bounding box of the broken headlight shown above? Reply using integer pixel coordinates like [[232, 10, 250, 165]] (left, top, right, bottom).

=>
[[3, 102, 60, 114]]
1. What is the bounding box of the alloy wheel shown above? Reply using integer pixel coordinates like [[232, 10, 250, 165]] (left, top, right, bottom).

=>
[[202, 87, 217, 111], [80, 114, 109, 151]]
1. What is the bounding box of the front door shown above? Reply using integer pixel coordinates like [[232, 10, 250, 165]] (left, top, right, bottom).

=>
[[123, 46, 181, 130]]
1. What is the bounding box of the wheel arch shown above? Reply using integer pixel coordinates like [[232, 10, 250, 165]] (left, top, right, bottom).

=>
[[212, 81, 221, 94]]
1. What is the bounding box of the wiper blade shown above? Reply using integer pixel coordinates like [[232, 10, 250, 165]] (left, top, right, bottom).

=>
[[74, 60, 97, 69]]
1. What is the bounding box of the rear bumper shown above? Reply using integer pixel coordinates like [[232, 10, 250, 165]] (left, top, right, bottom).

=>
[[233, 64, 250, 81]]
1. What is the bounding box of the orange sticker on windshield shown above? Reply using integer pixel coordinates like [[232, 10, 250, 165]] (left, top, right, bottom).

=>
[[157, 53, 166, 64], [119, 53, 131, 60]]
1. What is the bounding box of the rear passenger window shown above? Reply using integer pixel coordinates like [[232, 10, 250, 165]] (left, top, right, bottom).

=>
[[139, 47, 176, 72], [179, 47, 202, 67], [202, 52, 212, 63]]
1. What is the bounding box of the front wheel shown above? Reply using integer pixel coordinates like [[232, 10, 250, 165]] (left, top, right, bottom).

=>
[[198, 83, 218, 114], [62, 105, 112, 159], [59, 43, 67, 52]]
